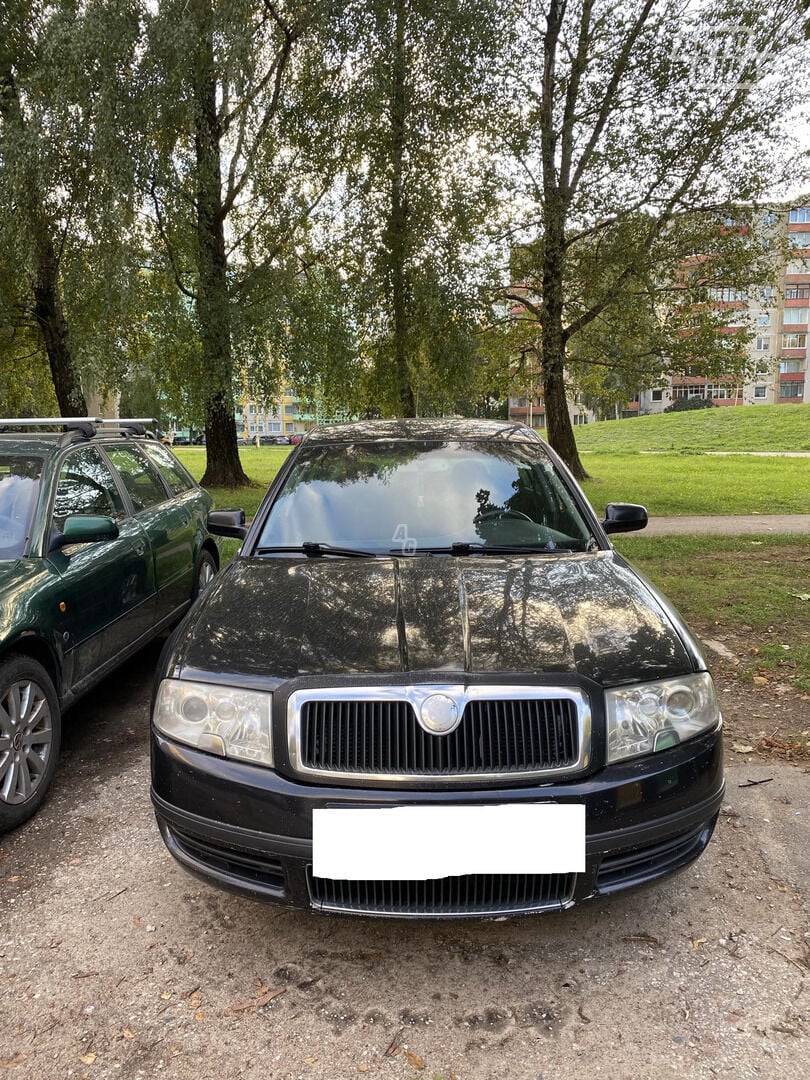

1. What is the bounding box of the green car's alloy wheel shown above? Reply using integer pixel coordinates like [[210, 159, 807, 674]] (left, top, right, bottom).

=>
[[193, 550, 217, 599], [0, 655, 61, 832]]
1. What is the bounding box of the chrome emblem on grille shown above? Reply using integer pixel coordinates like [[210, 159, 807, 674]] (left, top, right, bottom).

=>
[[418, 693, 460, 735]]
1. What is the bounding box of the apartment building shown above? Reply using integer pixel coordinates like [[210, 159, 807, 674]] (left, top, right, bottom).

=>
[[509, 205, 808, 425], [237, 387, 319, 439]]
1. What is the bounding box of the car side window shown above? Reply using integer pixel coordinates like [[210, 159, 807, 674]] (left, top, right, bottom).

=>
[[142, 442, 195, 496], [105, 446, 168, 512], [53, 447, 125, 532]]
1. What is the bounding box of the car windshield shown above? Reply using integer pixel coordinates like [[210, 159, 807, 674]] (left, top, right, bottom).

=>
[[255, 439, 596, 555], [0, 454, 43, 559]]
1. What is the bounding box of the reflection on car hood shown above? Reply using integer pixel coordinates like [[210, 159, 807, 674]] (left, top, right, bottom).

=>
[[172, 553, 698, 687]]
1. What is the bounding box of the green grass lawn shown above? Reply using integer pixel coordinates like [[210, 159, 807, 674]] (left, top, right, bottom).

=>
[[574, 403, 810, 453], [580, 452, 810, 516], [614, 534, 810, 692]]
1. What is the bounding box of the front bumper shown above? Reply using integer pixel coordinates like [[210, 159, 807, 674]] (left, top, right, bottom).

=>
[[151, 723, 724, 916]]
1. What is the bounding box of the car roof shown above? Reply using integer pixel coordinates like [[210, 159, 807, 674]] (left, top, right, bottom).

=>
[[0, 434, 62, 455], [303, 418, 545, 445]]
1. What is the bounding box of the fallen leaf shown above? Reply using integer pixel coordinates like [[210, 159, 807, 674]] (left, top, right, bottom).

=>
[[752, 676, 769, 686], [691, 937, 707, 950], [731, 743, 755, 754], [188, 992, 203, 1009], [257, 988, 286, 1008], [6, 875, 20, 883], [160, 991, 172, 1001], [403, 1050, 425, 1070], [228, 1001, 257, 1014], [790, 592, 810, 601], [0, 1052, 28, 1068], [132, 917, 142, 929], [303, 1057, 318, 1065], [358, 1067, 370, 1074], [122, 1030, 136, 1040], [79, 1053, 96, 1065], [194, 1011, 205, 1022]]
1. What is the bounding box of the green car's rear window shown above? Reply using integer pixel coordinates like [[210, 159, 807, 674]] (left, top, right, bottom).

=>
[[0, 454, 43, 559]]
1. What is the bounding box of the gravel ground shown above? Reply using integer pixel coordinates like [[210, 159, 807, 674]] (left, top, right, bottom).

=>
[[0, 644, 807, 1080]]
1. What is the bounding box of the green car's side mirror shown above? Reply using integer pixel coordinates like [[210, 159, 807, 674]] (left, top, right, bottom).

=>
[[50, 515, 119, 552]]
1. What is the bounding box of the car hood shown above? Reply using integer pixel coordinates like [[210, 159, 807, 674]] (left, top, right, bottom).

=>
[[170, 553, 699, 688]]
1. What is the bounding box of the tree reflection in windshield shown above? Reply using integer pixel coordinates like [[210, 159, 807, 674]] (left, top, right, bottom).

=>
[[258, 440, 594, 554], [0, 455, 43, 559]]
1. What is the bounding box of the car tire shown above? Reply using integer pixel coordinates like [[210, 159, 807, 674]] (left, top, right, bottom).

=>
[[192, 550, 217, 600], [0, 655, 61, 833]]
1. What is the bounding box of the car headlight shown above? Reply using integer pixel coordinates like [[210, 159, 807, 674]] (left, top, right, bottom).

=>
[[153, 679, 273, 766], [605, 672, 719, 764]]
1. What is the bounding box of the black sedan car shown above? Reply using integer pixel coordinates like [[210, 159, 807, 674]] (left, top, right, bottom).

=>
[[151, 419, 723, 917]]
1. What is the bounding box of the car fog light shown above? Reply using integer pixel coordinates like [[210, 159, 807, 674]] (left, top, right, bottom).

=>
[[606, 672, 719, 764], [153, 679, 273, 766]]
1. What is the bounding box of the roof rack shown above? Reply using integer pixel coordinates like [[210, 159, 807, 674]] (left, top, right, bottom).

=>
[[0, 417, 158, 442]]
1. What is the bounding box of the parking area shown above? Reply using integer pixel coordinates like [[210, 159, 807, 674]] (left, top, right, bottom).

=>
[[0, 644, 807, 1080]]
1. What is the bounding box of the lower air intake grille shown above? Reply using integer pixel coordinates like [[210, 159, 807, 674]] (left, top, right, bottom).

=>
[[596, 823, 713, 892], [307, 871, 576, 916]]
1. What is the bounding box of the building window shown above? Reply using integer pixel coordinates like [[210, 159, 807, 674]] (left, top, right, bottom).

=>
[[782, 333, 807, 349], [783, 308, 809, 324], [789, 208, 810, 223], [755, 336, 770, 351], [286, 422, 295, 432], [789, 232, 810, 248], [756, 313, 770, 327], [780, 360, 803, 373], [707, 286, 747, 302], [651, 389, 663, 401], [754, 385, 767, 399], [249, 423, 256, 434], [267, 422, 281, 433], [284, 404, 296, 415], [780, 382, 805, 398], [706, 385, 739, 400], [785, 285, 810, 300]]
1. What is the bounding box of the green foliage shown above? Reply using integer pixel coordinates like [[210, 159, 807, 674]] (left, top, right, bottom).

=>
[[664, 397, 718, 412], [0, 0, 142, 405]]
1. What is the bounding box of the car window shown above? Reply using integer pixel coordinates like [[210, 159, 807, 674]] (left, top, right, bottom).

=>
[[256, 440, 595, 554], [142, 442, 195, 496], [0, 454, 43, 559], [105, 445, 168, 512], [53, 447, 125, 532]]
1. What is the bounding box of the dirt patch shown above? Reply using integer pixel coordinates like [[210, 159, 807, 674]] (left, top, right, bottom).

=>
[[698, 640, 810, 763]]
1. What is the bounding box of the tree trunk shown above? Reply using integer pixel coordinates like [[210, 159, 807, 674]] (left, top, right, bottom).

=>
[[540, 208, 588, 480], [1, 65, 87, 417], [385, 1, 416, 418], [538, 4, 587, 481], [33, 231, 88, 416], [193, 3, 249, 489]]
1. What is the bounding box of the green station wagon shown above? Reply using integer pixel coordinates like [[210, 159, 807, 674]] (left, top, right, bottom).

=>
[[0, 418, 218, 831]]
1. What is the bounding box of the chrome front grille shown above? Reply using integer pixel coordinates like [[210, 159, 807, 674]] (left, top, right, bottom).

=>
[[288, 685, 591, 783]]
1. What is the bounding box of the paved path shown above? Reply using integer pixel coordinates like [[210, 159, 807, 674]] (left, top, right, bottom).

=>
[[643, 514, 810, 535]]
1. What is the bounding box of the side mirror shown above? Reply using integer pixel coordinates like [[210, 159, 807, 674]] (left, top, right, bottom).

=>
[[208, 508, 248, 540], [602, 502, 648, 534], [50, 515, 119, 551]]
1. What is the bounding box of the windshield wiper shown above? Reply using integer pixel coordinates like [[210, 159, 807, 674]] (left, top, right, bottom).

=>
[[254, 542, 377, 559], [389, 543, 576, 557]]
